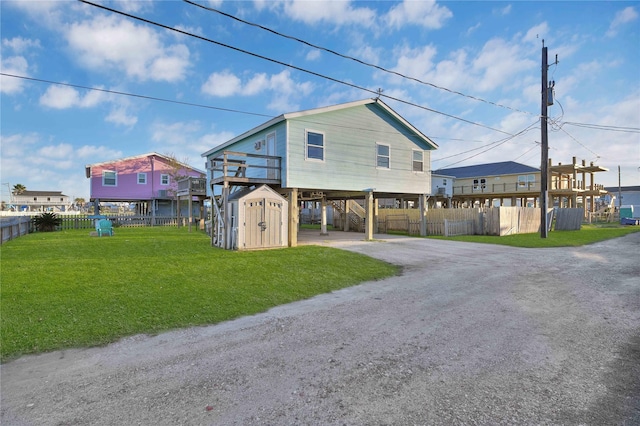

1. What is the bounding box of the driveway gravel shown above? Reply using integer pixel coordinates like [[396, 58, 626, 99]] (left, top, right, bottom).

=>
[[2, 232, 639, 425]]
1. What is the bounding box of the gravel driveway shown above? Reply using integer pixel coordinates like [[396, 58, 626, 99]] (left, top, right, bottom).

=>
[[2, 232, 639, 425]]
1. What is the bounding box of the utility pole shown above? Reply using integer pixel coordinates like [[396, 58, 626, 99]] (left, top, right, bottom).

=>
[[540, 41, 557, 238], [540, 42, 549, 238]]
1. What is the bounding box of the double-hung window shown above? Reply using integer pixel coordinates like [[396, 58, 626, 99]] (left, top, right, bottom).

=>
[[161, 174, 170, 185], [376, 143, 390, 169], [306, 130, 324, 161], [103, 171, 117, 186], [412, 150, 424, 172], [137, 173, 147, 184]]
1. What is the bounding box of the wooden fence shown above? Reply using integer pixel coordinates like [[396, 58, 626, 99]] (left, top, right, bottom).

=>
[[0, 217, 31, 245], [376, 207, 544, 237]]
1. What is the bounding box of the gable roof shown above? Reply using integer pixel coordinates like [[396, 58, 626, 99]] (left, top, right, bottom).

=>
[[434, 161, 540, 179], [85, 152, 205, 178], [201, 98, 438, 157], [14, 190, 68, 197]]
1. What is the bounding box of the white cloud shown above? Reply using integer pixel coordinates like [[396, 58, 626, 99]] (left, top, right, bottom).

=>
[[523, 22, 549, 45], [494, 5, 511, 16], [472, 38, 535, 92], [385, 0, 452, 30], [39, 85, 106, 109], [306, 49, 321, 61], [391, 45, 438, 82], [202, 71, 243, 97], [2, 36, 41, 53], [0, 56, 28, 94], [66, 14, 190, 82], [280, 0, 376, 26], [606, 6, 638, 37], [106, 107, 138, 127], [77, 145, 123, 160], [201, 69, 313, 111]]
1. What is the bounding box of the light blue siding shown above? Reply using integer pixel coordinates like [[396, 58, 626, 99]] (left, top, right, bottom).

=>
[[286, 103, 432, 193]]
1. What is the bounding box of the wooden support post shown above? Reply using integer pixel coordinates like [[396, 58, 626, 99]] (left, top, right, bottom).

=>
[[365, 191, 374, 240], [288, 188, 298, 247], [188, 192, 193, 233], [223, 184, 231, 250], [419, 194, 428, 237], [320, 197, 328, 235], [177, 195, 181, 228], [343, 200, 350, 232]]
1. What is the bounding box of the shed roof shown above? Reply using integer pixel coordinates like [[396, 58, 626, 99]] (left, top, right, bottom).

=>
[[201, 98, 438, 157], [433, 161, 539, 179]]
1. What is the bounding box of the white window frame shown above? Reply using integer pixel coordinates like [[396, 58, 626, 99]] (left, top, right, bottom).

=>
[[412, 150, 424, 173], [137, 173, 147, 184], [160, 174, 170, 185], [305, 130, 325, 161], [376, 143, 390, 169], [518, 175, 527, 188], [102, 170, 117, 187]]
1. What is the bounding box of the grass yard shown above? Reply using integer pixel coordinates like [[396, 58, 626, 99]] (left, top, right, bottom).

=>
[[0, 227, 398, 362], [428, 224, 640, 247]]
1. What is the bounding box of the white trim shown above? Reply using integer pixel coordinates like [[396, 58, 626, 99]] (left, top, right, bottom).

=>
[[160, 174, 170, 185], [102, 170, 117, 187], [137, 173, 147, 184], [376, 143, 390, 169], [305, 129, 325, 162], [412, 150, 424, 173]]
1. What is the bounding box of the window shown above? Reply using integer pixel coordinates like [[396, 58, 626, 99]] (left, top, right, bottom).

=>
[[103, 171, 117, 186], [137, 173, 147, 184], [377, 143, 390, 168], [412, 150, 424, 172], [161, 174, 170, 185], [443, 179, 447, 186], [473, 178, 486, 191], [306, 130, 324, 161], [528, 174, 536, 188]]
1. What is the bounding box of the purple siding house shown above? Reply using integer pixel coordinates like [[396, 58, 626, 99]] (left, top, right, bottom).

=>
[[85, 152, 206, 216]]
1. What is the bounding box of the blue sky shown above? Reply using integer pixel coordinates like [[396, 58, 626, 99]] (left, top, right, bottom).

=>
[[1, 0, 639, 202]]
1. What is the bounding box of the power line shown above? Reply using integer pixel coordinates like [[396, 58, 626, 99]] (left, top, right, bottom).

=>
[[561, 121, 640, 133], [0, 72, 275, 119], [77, 0, 513, 136], [434, 121, 540, 169], [184, 0, 535, 117]]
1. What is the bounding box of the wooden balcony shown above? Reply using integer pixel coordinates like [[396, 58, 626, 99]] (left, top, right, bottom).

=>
[[208, 151, 281, 188], [176, 177, 207, 197]]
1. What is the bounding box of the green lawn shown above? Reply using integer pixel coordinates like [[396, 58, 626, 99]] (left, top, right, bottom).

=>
[[0, 227, 398, 362], [428, 224, 640, 248]]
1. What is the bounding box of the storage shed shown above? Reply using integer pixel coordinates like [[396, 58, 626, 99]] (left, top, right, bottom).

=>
[[227, 185, 288, 250]]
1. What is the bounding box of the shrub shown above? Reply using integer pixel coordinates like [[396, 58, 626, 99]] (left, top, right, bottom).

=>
[[31, 212, 62, 232]]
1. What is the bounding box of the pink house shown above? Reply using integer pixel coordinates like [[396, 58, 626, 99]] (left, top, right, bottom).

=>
[[85, 152, 206, 215]]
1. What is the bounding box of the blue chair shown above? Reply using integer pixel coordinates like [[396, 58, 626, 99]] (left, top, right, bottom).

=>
[[96, 219, 114, 237]]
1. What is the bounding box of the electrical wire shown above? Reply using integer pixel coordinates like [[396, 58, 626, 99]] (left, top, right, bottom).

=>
[[183, 0, 535, 117], [0, 72, 275, 119], [434, 121, 540, 170], [77, 0, 513, 136]]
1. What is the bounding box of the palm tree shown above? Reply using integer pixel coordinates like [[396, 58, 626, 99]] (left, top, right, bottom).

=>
[[12, 184, 26, 195]]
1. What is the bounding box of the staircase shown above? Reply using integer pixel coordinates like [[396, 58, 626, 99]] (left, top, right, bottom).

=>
[[330, 200, 366, 231]]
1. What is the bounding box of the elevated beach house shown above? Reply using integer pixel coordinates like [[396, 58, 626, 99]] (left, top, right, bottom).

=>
[[201, 98, 438, 249], [85, 152, 206, 218]]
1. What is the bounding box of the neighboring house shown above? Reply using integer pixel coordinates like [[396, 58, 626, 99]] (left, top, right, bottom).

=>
[[430, 173, 455, 207], [434, 157, 608, 210], [604, 186, 640, 209], [201, 98, 438, 248], [433, 161, 541, 208], [11, 190, 71, 212], [85, 153, 206, 216]]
